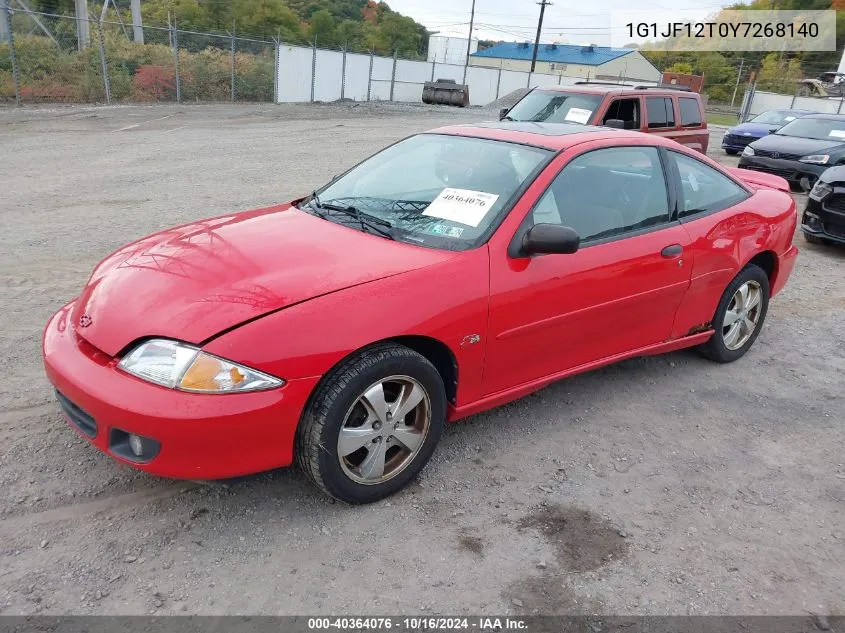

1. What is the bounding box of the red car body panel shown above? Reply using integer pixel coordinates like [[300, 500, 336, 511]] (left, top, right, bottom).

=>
[[42, 126, 799, 480], [44, 303, 321, 478], [71, 206, 456, 357]]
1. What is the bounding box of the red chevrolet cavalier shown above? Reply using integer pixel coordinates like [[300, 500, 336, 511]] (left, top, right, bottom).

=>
[[43, 122, 798, 503]]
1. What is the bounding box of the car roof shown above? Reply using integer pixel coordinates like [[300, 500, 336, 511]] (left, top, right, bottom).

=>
[[428, 121, 667, 151], [531, 84, 700, 98]]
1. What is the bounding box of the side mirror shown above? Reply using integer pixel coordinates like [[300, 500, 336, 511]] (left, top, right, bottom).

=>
[[604, 118, 625, 129], [499, 107, 510, 120], [521, 224, 580, 256]]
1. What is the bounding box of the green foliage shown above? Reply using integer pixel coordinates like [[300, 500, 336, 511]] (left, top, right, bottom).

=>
[[664, 62, 694, 74], [757, 53, 804, 92]]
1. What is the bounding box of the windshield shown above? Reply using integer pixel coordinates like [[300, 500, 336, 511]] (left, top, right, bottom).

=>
[[776, 117, 845, 141], [505, 90, 603, 124], [750, 110, 801, 126], [300, 134, 551, 250]]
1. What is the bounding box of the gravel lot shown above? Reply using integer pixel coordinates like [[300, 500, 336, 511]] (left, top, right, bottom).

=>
[[0, 103, 843, 616]]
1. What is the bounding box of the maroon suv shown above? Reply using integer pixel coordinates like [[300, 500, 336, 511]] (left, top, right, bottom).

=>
[[501, 83, 709, 154]]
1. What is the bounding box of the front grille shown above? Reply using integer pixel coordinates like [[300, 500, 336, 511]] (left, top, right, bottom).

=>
[[724, 134, 754, 147], [754, 149, 802, 160], [824, 193, 845, 213], [56, 391, 97, 438], [744, 164, 796, 179]]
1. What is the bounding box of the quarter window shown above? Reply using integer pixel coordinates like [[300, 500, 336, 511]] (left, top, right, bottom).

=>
[[532, 147, 671, 243], [646, 97, 675, 128], [679, 97, 702, 126], [671, 152, 749, 217]]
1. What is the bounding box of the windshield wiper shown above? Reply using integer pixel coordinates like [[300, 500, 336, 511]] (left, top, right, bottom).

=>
[[308, 193, 395, 240]]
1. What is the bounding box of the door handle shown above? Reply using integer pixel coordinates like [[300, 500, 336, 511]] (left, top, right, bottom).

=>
[[661, 244, 683, 258]]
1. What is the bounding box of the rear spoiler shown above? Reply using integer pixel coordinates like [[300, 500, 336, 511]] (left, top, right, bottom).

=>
[[727, 167, 790, 192]]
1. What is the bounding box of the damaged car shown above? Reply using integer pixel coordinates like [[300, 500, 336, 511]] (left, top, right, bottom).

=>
[[44, 122, 798, 504]]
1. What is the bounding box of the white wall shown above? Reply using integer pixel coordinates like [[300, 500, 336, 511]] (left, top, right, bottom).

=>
[[277, 44, 595, 106], [747, 90, 845, 117]]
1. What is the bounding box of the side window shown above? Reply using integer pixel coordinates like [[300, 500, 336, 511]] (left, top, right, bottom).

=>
[[532, 146, 671, 243], [646, 97, 675, 129], [679, 97, 702, 126], [671, 152, 749, 217], [602, 98, 640, 130]]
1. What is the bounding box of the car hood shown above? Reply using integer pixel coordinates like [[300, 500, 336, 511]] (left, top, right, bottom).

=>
[[750, 133, 845, 154], [72, 205, 456, 357], [727, 122, 777, 137]]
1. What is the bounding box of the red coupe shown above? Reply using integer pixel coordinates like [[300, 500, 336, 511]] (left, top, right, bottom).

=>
[[43, 122, 799, 503]]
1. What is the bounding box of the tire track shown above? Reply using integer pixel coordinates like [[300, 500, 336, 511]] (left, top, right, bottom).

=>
[[0, 484, 196, 531]]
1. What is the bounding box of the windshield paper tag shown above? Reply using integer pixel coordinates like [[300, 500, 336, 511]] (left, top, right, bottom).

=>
[[423, 188, 499, 227], [564, 107, 592, 124], [829, 130, 845, 139]]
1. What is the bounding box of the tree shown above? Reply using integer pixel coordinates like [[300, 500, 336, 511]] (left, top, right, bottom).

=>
[[308, 9, 337, 46], [757, 53, 803, 92], [233, 0, 303, 41], [665, 62, 694, 74]]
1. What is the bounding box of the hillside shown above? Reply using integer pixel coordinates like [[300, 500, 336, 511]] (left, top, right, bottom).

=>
[[27, 0, 429, 57]]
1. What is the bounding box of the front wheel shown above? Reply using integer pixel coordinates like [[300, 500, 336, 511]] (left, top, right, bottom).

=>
[[296, 343, 446, 503], [725, 149, 739, 156], [698, 264, 770, 363]]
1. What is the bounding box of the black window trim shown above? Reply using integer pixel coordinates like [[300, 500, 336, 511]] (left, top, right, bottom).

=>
[[508, 143, 679, 257], [679, 96, 703, 128], [665, 149, 752, 222], [646, 96, 675, 129]]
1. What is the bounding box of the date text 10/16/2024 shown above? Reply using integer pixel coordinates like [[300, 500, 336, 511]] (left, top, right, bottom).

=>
[[307, 617, 528, 631]]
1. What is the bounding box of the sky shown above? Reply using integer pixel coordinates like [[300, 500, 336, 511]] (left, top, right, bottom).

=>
[[386, 0, 740, 47]]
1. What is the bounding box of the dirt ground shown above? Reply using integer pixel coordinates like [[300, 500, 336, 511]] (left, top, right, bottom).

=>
[[0, 103, 843, 616]]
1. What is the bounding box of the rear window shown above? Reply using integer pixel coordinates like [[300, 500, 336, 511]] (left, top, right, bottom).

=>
[[506, 90, 603, 124], [679, 97, 702, 126], [646, 97, 675, 128]]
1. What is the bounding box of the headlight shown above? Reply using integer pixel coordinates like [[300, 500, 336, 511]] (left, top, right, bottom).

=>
[[809, 180, 833, 200], [798, 154, 829, 164], [742, 146, 755, 156], [118, 339, 284, 393]]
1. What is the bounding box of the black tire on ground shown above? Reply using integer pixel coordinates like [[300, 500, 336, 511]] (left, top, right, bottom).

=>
[[804, 233, 828, 245], [726, 149, 739, 156], [295, 342, 446, 504], [697, 263, 770, 363]]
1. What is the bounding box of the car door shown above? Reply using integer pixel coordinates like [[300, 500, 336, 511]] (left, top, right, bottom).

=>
[[482, 142, 693, 396]]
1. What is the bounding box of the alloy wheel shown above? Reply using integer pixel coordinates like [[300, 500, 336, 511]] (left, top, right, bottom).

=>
[[337, 375, 431, 485], [721, 280, 763, 351]]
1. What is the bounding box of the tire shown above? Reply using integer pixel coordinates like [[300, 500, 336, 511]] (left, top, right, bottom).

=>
[[725, 149, 739, 156], [697, 264, 770, 363], [804, 233, 827, 245], [295, 342, 446, 504]]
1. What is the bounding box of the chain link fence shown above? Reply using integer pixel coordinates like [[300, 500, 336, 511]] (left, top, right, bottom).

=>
[[0, 6, 278, 105]]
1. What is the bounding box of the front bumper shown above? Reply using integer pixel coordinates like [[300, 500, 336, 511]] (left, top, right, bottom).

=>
[[802, 193, 845, 244], [42, 302, 320, 480], [722, 134, 758, 152], [738, 155, 827, 186]]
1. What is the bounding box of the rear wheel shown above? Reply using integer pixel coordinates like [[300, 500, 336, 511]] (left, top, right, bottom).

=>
[[296, 343, 446, 504], [698, 264, 770, 363]]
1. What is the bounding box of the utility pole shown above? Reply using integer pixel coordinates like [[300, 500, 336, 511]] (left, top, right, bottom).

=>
[[0, 0, 9, 43], [530, 0, 551, 73], [130, 0, 143, 43], [465, 0, 476, 67], [730, 57, 744, 108]]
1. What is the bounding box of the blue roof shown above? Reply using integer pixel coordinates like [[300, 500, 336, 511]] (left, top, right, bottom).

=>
[[471, 42, 634, 66]]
